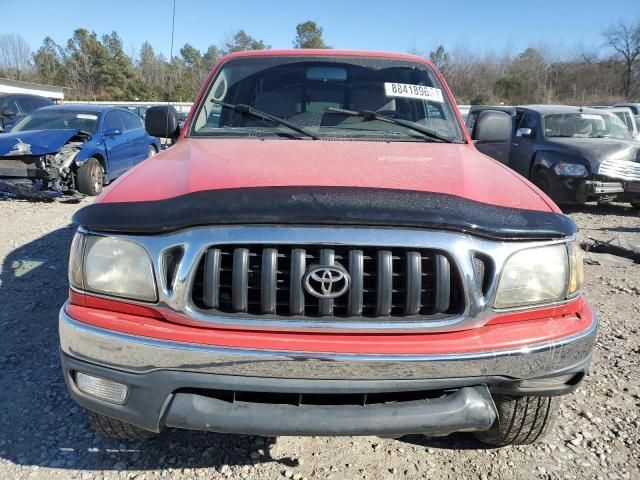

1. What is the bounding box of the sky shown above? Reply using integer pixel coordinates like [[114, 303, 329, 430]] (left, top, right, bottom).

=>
[[2, 0, 639, 59]]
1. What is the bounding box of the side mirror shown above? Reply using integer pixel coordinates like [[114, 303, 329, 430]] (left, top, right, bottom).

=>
[[472, 110, 512, 143], [103, 127, 122, 137], [1, 109, 15, 117], [516, 127, 534, 138], [145, 105, 180, 139]]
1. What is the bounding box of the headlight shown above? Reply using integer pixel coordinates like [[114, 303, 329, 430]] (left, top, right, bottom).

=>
[[553, 163, 588, 177], [494, 241, 583, 309], [68, 232, 157, 302]]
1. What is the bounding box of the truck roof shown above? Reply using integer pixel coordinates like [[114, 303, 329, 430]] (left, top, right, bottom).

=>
[[519, 105, 610, 115], [219, 49, 434, 66]]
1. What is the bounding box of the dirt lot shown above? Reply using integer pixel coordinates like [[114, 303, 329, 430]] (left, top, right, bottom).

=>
[[0, 198, 638, 480]]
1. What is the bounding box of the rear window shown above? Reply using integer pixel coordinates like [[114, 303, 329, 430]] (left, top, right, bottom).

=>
[[16, 96, 52, 113]]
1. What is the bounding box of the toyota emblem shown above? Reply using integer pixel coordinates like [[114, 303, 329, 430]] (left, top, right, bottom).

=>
[[303, 265, 350, 299]]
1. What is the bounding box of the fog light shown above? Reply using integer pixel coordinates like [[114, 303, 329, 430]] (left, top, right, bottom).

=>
[[76, 372, 129, 404]]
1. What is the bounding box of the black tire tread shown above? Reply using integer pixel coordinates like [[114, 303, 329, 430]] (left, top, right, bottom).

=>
[[474, 395, 559, 446], [532, 168, 551, 196], [76, 158, 103, 196], [85, 409, 156, 440]]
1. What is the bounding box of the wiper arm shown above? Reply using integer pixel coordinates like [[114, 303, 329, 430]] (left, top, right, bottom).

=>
[[326, 107, 451, 143], [211, 99, 319, 140]]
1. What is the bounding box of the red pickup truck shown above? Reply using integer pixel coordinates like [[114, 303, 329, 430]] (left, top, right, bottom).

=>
[[60, 50, 597, 446]]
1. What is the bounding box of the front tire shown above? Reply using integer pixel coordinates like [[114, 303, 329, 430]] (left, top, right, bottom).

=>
[[76, 158, 104, 196], [532, 168, 552, 197], [85, 410, 157, 440], [148, 145, 157, 158], [474, 395, 559, 446]]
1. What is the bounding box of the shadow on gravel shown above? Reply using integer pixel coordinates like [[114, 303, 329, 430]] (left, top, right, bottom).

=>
[[398, 433, 493, 451], [561, 202, 638, 218], [0, 226, 289, 472], [595, 226, 640, 233]]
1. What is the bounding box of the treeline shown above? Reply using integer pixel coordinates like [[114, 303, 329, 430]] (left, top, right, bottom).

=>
[[420, 19, 640, 105], [0, 21, 329, 101], [0, 19, 638, 105]]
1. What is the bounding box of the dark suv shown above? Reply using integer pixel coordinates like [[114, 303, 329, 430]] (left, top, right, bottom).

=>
[[469, 105, 640, 207]]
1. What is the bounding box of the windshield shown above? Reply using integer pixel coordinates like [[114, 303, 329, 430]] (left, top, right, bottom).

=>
[[191, 56, 464, 142], [543, 112, 631, 139], [11, 110, 99, 133]]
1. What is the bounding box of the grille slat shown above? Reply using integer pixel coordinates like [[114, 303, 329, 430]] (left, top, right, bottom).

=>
[[232, 248, 249, 312], [433, 254, 451, 313], [376, 250, 393, 316], [261, 248, 278, 314], [290, 248, 306, 316], [202, 248, 221, 308], [194, 244, 464, 320], [404, 252, 422, 315], [347, 250, 364, 316]]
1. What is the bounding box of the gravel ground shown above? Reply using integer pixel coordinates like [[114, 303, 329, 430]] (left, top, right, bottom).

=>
[[0, 197, 638, 480]]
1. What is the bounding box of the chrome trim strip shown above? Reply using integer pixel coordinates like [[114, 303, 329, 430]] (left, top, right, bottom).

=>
[[60, 305, 598, 380], [80, 225, 575, 332]]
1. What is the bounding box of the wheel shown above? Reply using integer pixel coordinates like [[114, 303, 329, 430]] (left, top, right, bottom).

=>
[[474, 395, 559, 446], [85, 410, 157, 440], [76, 158, 104, 196], [531, 168, 552, 196], [148, 145, 157, 158]]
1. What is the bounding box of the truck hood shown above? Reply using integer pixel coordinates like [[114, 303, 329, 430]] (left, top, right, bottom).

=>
[[546, 137, 640, 166], [0, 129, 84, 156], [99, 139, 555, 212]]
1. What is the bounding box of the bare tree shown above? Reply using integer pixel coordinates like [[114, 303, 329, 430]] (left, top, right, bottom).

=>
[[603, 20, 640, 99], [0, 33, 32, 80]]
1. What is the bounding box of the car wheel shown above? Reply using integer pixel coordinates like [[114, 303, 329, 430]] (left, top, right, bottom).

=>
[[76, 158, 104, 196], [148, 145, 157, 158], [85, 410, 157, 440], [474, 395, 559, 446], [532, 168, 552, 196]]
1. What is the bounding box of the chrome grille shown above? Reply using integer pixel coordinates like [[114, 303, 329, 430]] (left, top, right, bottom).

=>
[[191, 245, 464, 319], [598, 159, 640, 182]]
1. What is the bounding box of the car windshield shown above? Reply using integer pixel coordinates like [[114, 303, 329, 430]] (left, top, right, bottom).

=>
[[190, 56, 464, 142], [543, 112, 631, 139], [11, 110, 99, 133]]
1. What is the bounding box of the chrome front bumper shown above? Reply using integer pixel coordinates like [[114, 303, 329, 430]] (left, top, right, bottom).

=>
[[59, 306, 597, 382]]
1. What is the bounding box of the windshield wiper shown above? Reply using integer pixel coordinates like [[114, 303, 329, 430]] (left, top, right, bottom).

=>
[[210, 99, 319, 140], [326, 107, 452, 143]]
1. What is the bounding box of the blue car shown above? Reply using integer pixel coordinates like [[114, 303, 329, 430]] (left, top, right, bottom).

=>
[[0, 104, 161, 198]]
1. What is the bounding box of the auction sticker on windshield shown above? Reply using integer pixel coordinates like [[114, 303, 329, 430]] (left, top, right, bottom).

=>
[[384, 83, 444, 103]]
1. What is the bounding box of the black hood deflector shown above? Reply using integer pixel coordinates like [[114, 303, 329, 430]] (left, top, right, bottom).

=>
[[73, 187, 577, 240]]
